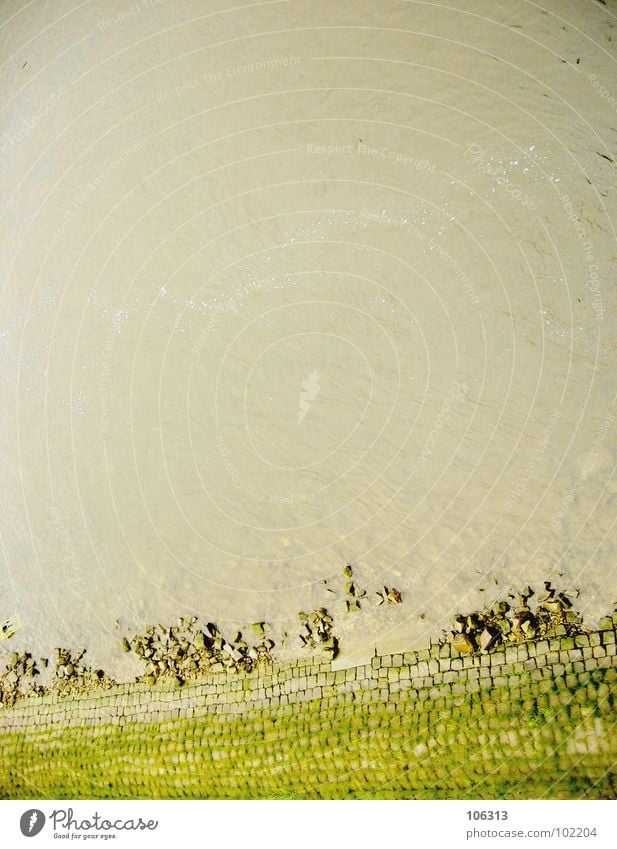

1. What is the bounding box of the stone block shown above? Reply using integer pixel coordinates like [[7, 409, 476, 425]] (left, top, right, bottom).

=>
[[506, 646, 518, 664]]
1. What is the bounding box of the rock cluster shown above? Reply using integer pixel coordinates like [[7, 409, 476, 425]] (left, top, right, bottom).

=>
[[298, 608, 338, 659], [0, 647, 114, 708], [49, 648, 114, 696], [124, 616, 275, 686], [449, 582, 586, 655], [376, 586, 403, 606], [0, 651, 42, 708], [342, 563, 367, 612]]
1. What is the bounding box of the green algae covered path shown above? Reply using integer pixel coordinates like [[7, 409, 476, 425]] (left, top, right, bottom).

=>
[[1, 623, 616, 800]]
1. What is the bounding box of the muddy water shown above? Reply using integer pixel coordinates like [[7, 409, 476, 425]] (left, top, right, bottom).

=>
[[1, 1, 616, 678]]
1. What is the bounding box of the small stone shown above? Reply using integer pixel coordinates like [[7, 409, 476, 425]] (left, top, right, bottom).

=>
[[343, 564, 353, 578], [521, 620, 536, 638], [479, 628, 498, 652], [387, 588, 402, 604], [453, 615, 466, 632], [121, 638, 131, 653], [451, 633, 475, 654]]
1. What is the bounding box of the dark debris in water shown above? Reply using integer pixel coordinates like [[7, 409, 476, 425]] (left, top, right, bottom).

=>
[[297, 608, 338, 659], [0, 647, 114, 708], [126, 616, 275, 686], [448, 582, 588, 655]]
